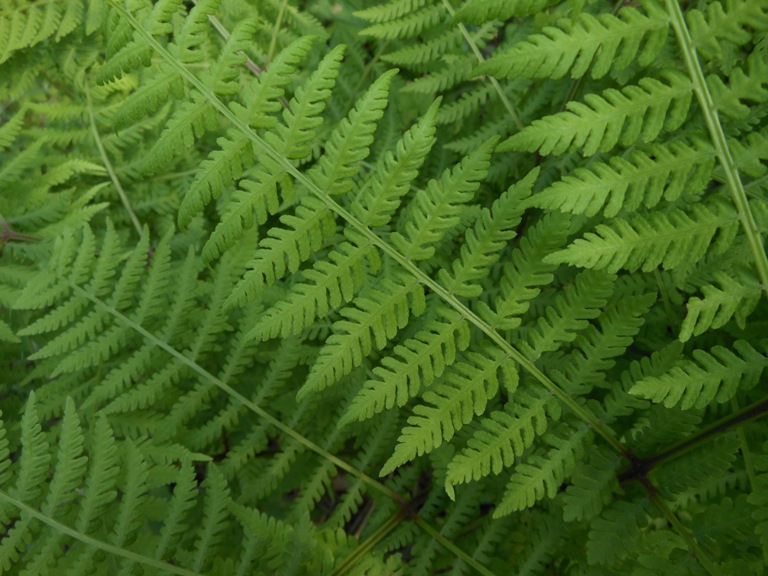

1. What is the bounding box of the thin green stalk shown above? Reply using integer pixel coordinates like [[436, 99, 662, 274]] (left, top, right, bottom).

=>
[[732, 398, 757, 491], [441, 0, 524, 131], [68, 282, 406, 506], [413, 516, 498, 576], [0, 491, 200, 576], [85, 85, 142, 237], [330, 508, 407, 576], [620, 394, 768, 483], [642, 480, 718, 576], [268, 0, 289, 64], [108, 0, 629, 459], [665, 0, 768, 297]]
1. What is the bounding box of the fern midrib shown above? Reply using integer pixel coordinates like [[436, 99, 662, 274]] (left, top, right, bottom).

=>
[[665, 0, 768, 298], [106, 0, 628, 459]]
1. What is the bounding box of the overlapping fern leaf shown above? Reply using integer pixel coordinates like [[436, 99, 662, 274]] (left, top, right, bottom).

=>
[[3, 0, 768, 573]]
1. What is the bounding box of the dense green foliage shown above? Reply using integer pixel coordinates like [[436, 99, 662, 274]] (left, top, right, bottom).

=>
[[1, 0, 768, 573]]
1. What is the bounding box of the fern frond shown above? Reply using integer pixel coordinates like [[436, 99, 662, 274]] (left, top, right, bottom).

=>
[[562, 447, 623, 522], [500, 71, 692, 156], [708, 51, 768, 120], [519, 269, 616, 362], [444, 388, 561, 498], [475, 4, 668, 80], [495, 424, 591, 517], [528, 139, 715, 217], [381, 343, 516, 474], [359, 4, 444, 40], [341, 308, 471, 424], [476, 211, 571, 330], [0, 0, 84, 64], [454, 0, 559, 24], [629, 340, 768, 410], [437, 168, 535, 297], [749, 441, 768, 562], [545, 198, 739, 273], [246, 233, 378, 341], [680, 269, 762, 342], [299, 270, 426, 399], [392, 137, 496, 260], [355, 98, 439, 228], [687, 0, 768, 60], [354, 0, 430, 23], [586, 500, 647, 566]]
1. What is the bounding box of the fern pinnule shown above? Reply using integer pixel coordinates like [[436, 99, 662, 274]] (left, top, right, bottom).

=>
[[391, 137, 496, 260], [495, 424, 591, 517], [341, 307, 472, 425], [630, 340, 768, 410], [562, 446, 623, 522], [546, 198, 739, 273], [354, 98, 439, 228], [246, 234, 379, 341], [444, 388, 561, 498], [381, 343, 516, 475], [500, 71, 693, 156], [299, 270, 426, 400], [680, 269, 763, 342], [474, 3, 668, 80], [527, 139, 715, 218], [437, 168, 535, 298]]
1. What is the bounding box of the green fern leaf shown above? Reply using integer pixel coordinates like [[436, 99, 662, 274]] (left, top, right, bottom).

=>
[[392, 137, 497, 260], [475, 4, 668, 80], [749, 441, 768, 562], [359, 4, 444, 40], [520, 269, 616, 362], [341, 308, 471, 424], [309, 69, 398, 196], [246, 233, 379, 341], [494, 425, 591, 517], [500, 71, 692, 156], [629, 340, 768, 410], [299, 270, 426, 399], [680, 269, 762, 342], [476, 211, 571, 330], [438, 168, 536, 298], [563, 447, 623, 522], [545, 199, 739, 273], [454, 0, 559, 23], [586, 500, 647, 565], [444, 388, 561, 498], [381, 343, 517, 474], [354, 98, 439, 228], [528, 139, 715, 217]]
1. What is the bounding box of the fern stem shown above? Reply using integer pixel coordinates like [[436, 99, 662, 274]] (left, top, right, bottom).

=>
[[108, 0, 628, 462], [84, 85, 142, 237], [330, 507, 407, 576], [732, 398, 758, 492], [665, 0, 768, 298], [620, 394, 768, 483], [641, 479, 719, 575], [0, 490, 201, 576], [268, 0, 289, 64], [441, 0, 524, 131], [67, 281, 407, 507], [413, 515, 498, 576]]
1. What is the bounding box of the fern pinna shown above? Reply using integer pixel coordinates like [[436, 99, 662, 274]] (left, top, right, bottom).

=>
[[1, 0, 768, 574]]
